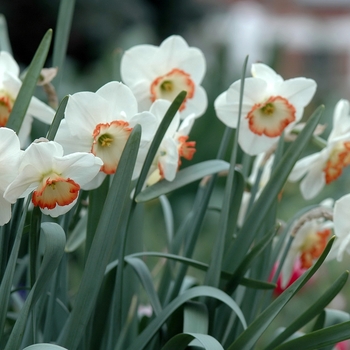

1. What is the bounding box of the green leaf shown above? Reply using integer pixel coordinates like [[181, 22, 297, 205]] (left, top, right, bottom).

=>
[[184, 301, 208, 334], [264, 271, 349, 349], [65, 211, 87, 252], [124, 257, 162, 316], [0, 197, 30, 342], [23, 345, 68, 350], [274, 321, 350, 350], [52, 0, 76, 91], [136, 160, 230, 202], [227, 105, 324, 276], [205, 56, 248, 289], [134, 91, 187, 198], [226, 236, 334, 350], [6, 29, 52, 133], [46, 95, 68, 141], [127, 286, 246, 350], [5, 222, 66, 350], [57, 125, 141, 350], [161, 332, 224, 350]]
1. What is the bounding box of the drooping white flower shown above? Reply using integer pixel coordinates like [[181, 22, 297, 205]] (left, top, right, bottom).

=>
[[0, 51, 55, 144], [145, 100, 197, 186], [289, 99, 350, 200], [0, 128, 23, 225], [54, 81, 158, 189], [120, 35, 207, 119], [4, 140, 103, 217], [214, 63, 316, 155]]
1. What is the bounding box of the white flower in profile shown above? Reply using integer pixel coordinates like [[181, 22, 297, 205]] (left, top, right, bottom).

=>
[[214, 63, 316, 155], [0, 51, 55, 144], [0, 128, 23, 225], [328, 194, 350, 261], [120, 35, 207, 119], [55, 81, 158, 189], [4, 140, 103, 217], [289, 99, 350, 200], [145, 100, 197, 186]]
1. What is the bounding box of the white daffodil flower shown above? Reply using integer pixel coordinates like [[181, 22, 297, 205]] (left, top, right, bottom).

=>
[[289, 99, 350, 200], [0, 51, 55, 144], [0, 128, 23, 225], [214, 63, 316, 155], [145, 100, 196, 186], [4, 140, 103, 217], [120, 35, 208, 119], [54, 81, 158, 190]]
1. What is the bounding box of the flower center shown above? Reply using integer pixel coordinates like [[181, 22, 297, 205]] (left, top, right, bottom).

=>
[[323, 141, 350, 184], [91, 120, 132, 174], [32, 173, 80, 210], [299, 228, 331, 269], [246, 96, 296, 137], [0, 92, 14, 127], [150, 68, 195, 111]]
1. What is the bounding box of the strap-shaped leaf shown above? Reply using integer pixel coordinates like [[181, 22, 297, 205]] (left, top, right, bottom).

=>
[[265, 271, 349, 349], [57, 125, 141, 350], [52, 0, 76, 91], [0, 198, 30, 341], [274, 320, 350, 350], [6, 29, 52, 133], [126, 286, 246, 350], [5, 222, 66, 350], [46, 95, 68, 141], [161, 332, 224, 350], [136, 159, 229, 202], [226, 236, 335, 350], [124, 257, 162, 316], [184, 301, 208, 334]]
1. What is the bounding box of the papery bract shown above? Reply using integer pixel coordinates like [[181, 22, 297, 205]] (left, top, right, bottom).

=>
[[120, 35, 208, 119], [0, 51, 55, 145], [214, 63, 316, 155], [55, 81, 158, 189], [0, 127, 23, 225], [4, 140, 103, 217], [289, 99, 350, 199]]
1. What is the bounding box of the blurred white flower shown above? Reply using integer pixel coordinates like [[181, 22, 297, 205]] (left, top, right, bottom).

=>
[[214, 63, 316, 155], [0, 127, 23, 225], [0, 51, 55, 145], [121, 35, 207, 119], [289, 99, 350, 199], [4, 141, 102, 217]]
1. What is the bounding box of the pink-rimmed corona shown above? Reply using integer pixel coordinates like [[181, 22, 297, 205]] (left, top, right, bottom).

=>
[[214, 63, 316, 155], [55, 81, 158, 190], [121, 35, 207, 119], [4, 140, 103, 217]]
